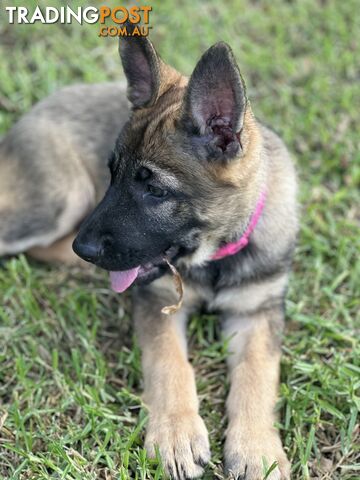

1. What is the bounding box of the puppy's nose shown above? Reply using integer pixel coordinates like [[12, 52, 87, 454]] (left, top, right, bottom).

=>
[[72, 236, 103, 263]]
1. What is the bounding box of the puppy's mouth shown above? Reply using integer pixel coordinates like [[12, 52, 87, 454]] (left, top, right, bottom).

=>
[[109, 246, 179, 293]]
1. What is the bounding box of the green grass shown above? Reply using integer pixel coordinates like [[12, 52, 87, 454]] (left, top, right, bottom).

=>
[[0, 0, 359, 478]]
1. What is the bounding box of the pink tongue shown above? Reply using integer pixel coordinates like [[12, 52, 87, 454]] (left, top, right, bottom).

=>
[[110, 267, 140, 293]]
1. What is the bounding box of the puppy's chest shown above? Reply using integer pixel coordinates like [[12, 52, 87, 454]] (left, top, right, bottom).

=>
[[179, 243, 277, 313], [180, 259, 248, 313], [181, 245, 255, 292]]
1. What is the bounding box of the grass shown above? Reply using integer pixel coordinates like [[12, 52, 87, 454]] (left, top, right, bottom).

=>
[[0, 0, 359, 478]]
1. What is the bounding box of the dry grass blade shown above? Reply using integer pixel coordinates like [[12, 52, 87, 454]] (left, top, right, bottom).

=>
[[161, 257, 184, 315]]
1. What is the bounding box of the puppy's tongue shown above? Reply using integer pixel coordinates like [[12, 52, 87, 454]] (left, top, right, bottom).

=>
[[110, 267, 140, 293]]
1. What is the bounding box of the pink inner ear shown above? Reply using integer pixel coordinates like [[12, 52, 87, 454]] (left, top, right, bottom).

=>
[[199, 86, 235, 128], [129, 49, 153, 104], [196, 85, 239, 152]]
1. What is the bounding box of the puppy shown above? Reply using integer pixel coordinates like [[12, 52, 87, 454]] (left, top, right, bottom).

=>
[[0, 34, 297, 479]]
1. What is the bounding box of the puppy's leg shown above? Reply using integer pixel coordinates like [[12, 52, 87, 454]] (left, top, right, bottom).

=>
[[27, 232, 86, 266], [133, 284, 210, 480], [222, 274, 291, 480]]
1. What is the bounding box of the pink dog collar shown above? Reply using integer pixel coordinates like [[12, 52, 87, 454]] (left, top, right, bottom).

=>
[[211, 190, 266, 261]]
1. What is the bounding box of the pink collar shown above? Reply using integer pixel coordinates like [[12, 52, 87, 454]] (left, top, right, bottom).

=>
[[211, 190, 267, 261]]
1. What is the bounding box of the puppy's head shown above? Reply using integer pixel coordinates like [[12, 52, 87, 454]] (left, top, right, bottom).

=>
[[73, 34, 265, 290]]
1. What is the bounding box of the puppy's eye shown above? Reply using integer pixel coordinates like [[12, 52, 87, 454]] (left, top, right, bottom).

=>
[[148, 184, 168, 198]]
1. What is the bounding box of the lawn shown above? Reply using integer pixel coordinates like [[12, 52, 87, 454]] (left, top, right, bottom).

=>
[[0, 0, 359, 479]]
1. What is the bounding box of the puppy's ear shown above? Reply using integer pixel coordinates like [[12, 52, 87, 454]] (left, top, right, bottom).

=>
[[119, 28, 161, 108], [181, 42, 247, 161]]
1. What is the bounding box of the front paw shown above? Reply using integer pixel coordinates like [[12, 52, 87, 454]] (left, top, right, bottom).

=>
[[224, 430, 290, 480], [145, 411, 211, 479]]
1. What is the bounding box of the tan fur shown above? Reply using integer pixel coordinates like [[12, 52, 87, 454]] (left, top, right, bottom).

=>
[[217, 276, 291, 480], [211, 106, 264, 188], [225, 317, 290, 480], [133, 293, 210, 478]]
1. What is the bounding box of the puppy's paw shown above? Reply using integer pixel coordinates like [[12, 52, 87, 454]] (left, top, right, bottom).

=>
[[145, 411, 210, 479], [224, 430, 290, 480]]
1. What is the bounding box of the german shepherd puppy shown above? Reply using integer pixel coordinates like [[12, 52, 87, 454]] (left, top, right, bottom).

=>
[[0, 33, 298, 479]]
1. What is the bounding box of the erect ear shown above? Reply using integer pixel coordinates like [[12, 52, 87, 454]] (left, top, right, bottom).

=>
[[181, 42, 247, 161], [118, 30, 161, 108]]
